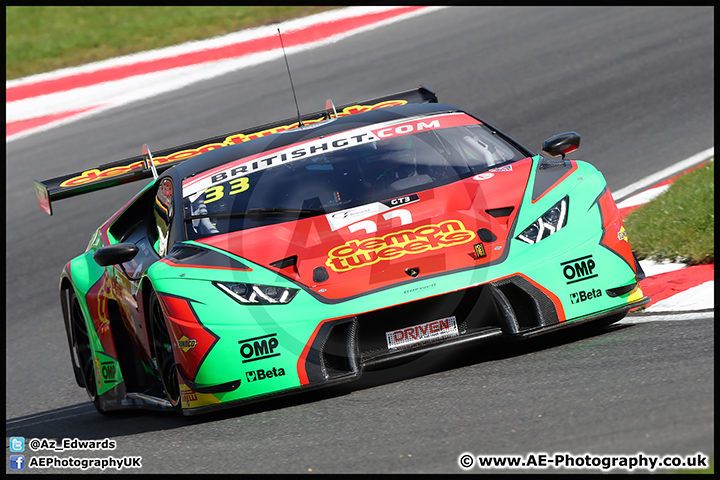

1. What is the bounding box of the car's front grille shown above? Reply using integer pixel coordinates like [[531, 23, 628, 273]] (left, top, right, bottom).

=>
[[301, 276, 562, 383], [356, 285, 501, 362]]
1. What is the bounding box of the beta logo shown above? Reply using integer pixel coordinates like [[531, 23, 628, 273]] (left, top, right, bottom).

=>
[[246, 366, 286, 382], [561, 255, 598, 284], [239, 334, 280, 363], [570, 288, 602, 304]]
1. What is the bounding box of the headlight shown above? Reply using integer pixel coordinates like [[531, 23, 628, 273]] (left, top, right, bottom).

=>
[[516, 196, 568, 244], [214, 281, 299, 305]]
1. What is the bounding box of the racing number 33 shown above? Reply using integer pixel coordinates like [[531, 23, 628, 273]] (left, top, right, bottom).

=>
[[205, 177, 250, 203]]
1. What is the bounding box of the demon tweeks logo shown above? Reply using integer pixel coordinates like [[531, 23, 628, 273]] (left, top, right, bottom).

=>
[[326, 219, 475, 272]]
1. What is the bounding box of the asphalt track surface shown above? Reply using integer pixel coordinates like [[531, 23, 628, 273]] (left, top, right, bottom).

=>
[[6, 7, 714, 474]]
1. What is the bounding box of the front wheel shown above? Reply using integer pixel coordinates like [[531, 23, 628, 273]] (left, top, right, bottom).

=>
[[68, 288, 113, 415], [149, 289, 181, 410]]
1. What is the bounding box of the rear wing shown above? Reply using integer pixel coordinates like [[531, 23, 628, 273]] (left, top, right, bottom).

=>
[[34, 86, 437, 215]]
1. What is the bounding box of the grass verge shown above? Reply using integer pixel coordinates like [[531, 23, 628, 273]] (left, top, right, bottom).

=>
[[624, 160, 714, 265], [678, 456, 713, 474], [6, 6, 339, 80]]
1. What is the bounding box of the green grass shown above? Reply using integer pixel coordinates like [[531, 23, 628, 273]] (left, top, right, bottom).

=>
[[624, 160, 714, 265], [6, 6, 339, 80], [680, 456, 713, 474]]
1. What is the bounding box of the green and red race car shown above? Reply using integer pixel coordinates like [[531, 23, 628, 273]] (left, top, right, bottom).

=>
[[34, 86, 649, 416]]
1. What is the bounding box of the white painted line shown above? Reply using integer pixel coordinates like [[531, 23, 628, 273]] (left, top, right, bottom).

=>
[[618, 310, 714, 324], [639, 259, 686, 277], [7, 54, 288, 141], [645, 281, 714, 312], [612, 147, 714, 201], [616, 184, 670, 209]]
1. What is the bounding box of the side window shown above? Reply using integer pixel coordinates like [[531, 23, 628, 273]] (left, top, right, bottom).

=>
[[154, 178, 174, 257]]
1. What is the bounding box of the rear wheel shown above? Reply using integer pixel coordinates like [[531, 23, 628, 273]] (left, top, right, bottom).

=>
[[149, 290, 181, 409]]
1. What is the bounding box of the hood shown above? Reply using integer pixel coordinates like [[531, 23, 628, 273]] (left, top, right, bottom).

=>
[[198, 158, 532, 300]]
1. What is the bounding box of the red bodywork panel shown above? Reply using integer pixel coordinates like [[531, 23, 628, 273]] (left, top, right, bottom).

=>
[[198, 158, 533, 300]]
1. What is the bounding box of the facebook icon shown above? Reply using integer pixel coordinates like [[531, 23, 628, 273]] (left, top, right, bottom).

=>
[[9, 454, 25, 470]]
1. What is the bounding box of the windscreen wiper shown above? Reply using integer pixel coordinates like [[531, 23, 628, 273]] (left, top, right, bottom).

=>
[[185, 207, 326, 222]]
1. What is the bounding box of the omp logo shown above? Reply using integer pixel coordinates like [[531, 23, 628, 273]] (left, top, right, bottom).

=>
[[326, 219, 476, 272], [100, 361, 117, 382], [238, 334, 279, 363], [178, 335, 197, 353], [246, 366, 286, 382], [570, 288, 602, 304], [561, 255, 598, 284]]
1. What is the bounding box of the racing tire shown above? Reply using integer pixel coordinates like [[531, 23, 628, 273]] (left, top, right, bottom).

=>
[[149, 289, 182, 411], [68, 288, 116, 415]]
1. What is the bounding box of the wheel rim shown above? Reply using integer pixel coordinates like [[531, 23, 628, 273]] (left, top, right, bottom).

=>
[[70, 294, 97, 400], [150, 292, 180, 406]]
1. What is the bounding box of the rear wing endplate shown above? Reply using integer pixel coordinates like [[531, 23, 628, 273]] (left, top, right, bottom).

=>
[[34, 86, 437, 215]]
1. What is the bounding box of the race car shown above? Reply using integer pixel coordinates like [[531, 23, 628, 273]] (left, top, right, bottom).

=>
[[34, 86, 649, 416]]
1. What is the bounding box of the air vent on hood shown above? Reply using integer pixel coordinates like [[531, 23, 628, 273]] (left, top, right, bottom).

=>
[[538, 157, 570, 170], [485, 207, 514, 218], [270, 255, 297, 269], [166, 244, 251, 271]]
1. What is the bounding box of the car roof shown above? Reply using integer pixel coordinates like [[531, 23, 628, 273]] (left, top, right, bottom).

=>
[[172, 102, 465, 181]]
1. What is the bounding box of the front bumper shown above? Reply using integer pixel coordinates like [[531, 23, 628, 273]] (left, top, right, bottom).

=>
[[172, 272, 648, 416]]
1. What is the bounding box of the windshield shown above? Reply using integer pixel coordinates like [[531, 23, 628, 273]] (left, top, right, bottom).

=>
[[182, 113, 527, 239]]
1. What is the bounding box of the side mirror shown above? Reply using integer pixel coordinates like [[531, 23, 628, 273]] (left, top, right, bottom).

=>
[[542, 132, 580, 159], [94, 243, 139, 267]]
